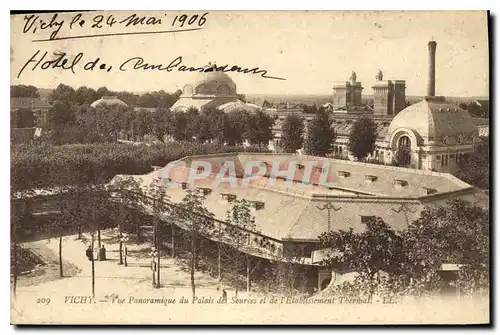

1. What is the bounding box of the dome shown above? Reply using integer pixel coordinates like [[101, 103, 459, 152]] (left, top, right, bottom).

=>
[[180, 65, 237, 98], [387, 97, 477, 143], [91, 96, 128, 109]]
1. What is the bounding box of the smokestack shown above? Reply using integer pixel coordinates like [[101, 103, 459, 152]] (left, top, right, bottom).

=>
[[427, 40, 437, 97]]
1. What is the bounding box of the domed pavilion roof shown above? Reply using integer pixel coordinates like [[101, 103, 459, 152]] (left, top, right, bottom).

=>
[[180, 63, 237, 98], [91, 96, 128, 109], [388, 96, 477, 142]]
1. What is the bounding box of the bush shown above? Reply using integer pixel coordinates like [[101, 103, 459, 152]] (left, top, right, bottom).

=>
[[11, 142, 269, 191]]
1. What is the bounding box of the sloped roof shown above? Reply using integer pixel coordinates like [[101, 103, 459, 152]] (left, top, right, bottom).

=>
[[11, 97, 51, 109], [110, 153, 482, 242]]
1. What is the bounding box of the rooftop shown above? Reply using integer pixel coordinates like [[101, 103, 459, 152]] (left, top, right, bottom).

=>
[[110, 153, 481, 243]]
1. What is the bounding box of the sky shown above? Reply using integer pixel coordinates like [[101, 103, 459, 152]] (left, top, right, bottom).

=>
[[10, 11, 489, 97]]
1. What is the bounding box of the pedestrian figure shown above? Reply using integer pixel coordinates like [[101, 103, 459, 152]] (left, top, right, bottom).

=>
[[98, 244, 107, 261], [222, 289, 227, 303], [86, 246, 93, 261]]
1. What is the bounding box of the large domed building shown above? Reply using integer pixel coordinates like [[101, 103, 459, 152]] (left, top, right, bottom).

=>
[[386, 96, 478, 171], [171, 64, 260, 113]]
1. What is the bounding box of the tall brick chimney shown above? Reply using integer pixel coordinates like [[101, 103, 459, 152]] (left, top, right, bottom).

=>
[[427, 40, 437, 97]]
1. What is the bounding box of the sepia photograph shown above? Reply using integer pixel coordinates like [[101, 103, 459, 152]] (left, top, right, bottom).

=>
[[10, 10, 490, 325]]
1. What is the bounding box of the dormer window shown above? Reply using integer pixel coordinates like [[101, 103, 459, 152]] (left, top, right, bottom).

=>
[[393, 179, 408, 187], [197, 187, 212, 196], [220, 193, 237, 202], [196, 166, 205, 173], [181, 182, 188, 190], [250, 200, 265, 211], [364, 175, 377, 182], [314, 166, 323, 173], [338, 171, 350, 178], [422, 187, 437, 195]]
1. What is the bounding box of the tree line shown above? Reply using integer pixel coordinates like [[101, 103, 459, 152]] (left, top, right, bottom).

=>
[[11, 141, 268, 192]]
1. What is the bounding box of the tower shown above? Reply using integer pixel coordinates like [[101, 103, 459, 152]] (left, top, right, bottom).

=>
[[332, 71, 363, 112], [427, 40, 437, 97], [372, 70, 406, 116]]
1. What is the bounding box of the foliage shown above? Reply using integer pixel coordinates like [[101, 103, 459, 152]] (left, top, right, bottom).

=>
[[281, 114, 305, 153], [11, 142, 268, 191], [244, 111, 275, 149], [171, 189, 215, 298], [319, 217, 406, 282], [319, 200, 489, 298], [391, 147, 410, 167], [304, 108, 336, 157], [348, 115, 377, 161], [11, 85, 40, 98], [224, 110, 249, 146], [403, 199, 489, 294], [222, 199, 257, 295], [11, 108, 35, 128], [455, 140, 489, 189]]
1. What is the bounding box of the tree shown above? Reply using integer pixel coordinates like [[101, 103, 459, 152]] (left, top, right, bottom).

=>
[[223, 110, 248, 146], [48, 84, 76, 105], [245, 111, 275, 149], [304, 108, 336, 157], [403, 200, 489, 295], [74, 86, 99, 105], [11, 85, 40, 98], [172, 190, 214, 299], [203, 108, 225, 144], [11, 108, 35, 128], [146, 178, 170, 287], [281, 114, 304, 153], [391, 147, 410, 167], [108, 176, 146, 264], [348, 116, 377, 161], [455, 140, 489, 189], [222, 199, 258, 296], [96, 86, 113, 98], [10, 188, 36, 296], [319, 217, 405, 298], [152, 109, 174, 142]]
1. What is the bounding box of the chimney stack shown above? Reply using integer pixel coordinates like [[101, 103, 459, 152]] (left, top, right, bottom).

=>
[[427, 40, 437, 97]]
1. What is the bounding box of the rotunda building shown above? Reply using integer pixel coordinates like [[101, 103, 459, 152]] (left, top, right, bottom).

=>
[[386, 96, 478, 171], [171, 64, 260, 113]]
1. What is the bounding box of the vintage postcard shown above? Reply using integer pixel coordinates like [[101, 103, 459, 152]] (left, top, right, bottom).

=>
[[10, 10, 490, 325]]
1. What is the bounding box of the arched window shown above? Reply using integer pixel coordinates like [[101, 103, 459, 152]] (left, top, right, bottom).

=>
[[397, 135, 411, 166], [398, 136, 411, 148]]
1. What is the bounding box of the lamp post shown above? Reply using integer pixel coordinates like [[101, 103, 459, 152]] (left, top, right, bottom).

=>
[[150, 247, 158, 288]]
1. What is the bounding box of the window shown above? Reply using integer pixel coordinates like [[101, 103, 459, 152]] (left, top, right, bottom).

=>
[[394, 179, 408, 187], [250, 200, 265, 210], [197, 187, 212, 196], [364, 175, 377, 182], [338, 171, 351, 178], [220, 193, 237, 202], [398, 136, 411, 148], [361, 216, 376, 224], [436, 155, 441, 160], [181, 182, 188, 190]]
